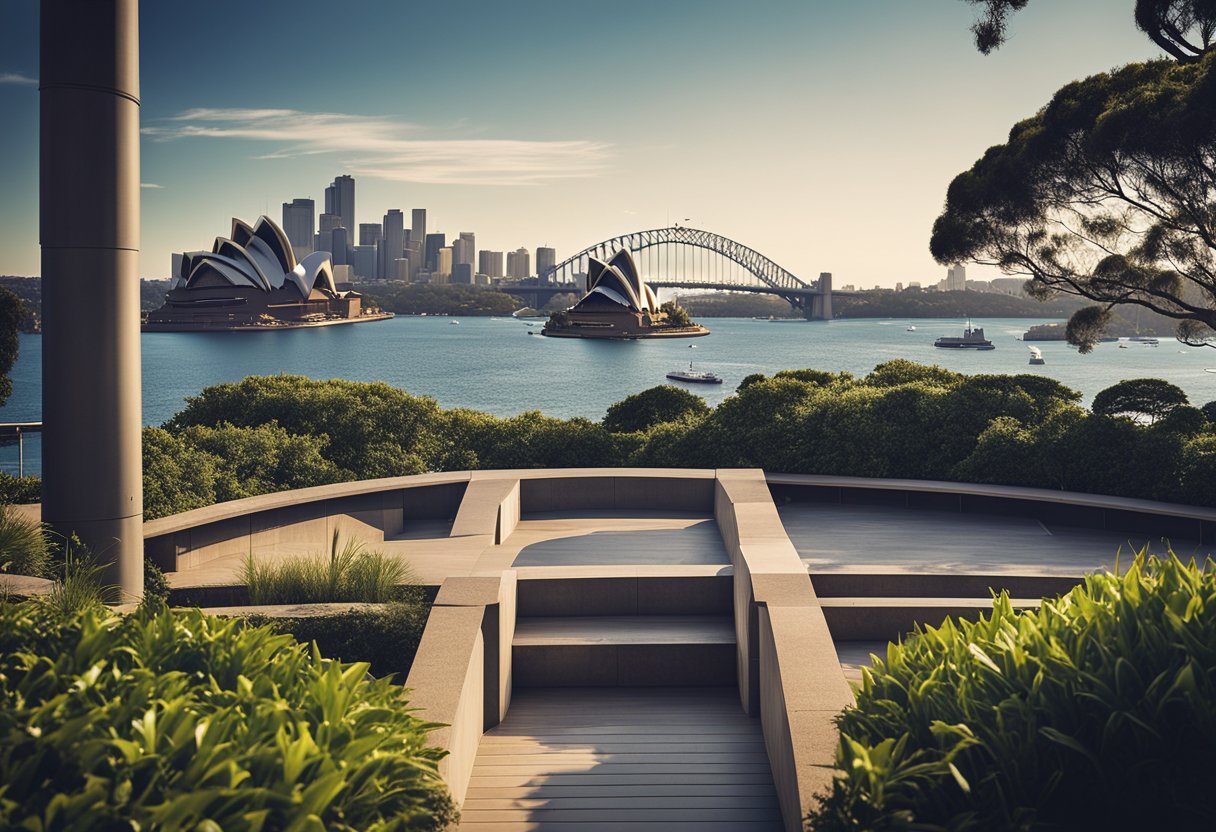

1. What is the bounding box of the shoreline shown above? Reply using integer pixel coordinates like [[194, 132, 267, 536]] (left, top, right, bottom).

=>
[[141, 312, 395, 333]]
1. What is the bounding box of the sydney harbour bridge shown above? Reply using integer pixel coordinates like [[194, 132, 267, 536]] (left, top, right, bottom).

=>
[[499, 226, 834, 319]]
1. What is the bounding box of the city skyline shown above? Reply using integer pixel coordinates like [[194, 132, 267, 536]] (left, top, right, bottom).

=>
[[0, 1, 1152, 285]]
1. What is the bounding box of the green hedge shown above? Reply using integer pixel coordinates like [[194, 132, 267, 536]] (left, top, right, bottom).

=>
[[0, 601, 455, 831], [808, 555, 1216, 830], [252, 595, 431, 683]]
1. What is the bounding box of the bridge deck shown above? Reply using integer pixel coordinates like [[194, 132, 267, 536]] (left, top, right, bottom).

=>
[[459, 688, 782, 831]]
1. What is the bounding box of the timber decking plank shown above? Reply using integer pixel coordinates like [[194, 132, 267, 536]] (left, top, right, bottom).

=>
[[459, 688, 782, 831]]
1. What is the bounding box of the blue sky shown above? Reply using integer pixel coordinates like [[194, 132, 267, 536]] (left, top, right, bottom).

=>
[[0, 1, 1153, 286]]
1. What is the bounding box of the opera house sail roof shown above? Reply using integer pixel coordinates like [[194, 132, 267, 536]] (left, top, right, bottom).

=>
[[542, 248, 707, 339], [146, 216, 390, 331]]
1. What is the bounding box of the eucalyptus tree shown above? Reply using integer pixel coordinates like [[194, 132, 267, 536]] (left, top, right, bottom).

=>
[[935, 1, 1216, 351]]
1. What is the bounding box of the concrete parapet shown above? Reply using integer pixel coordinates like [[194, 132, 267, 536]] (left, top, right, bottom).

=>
[[402, 604, 484, 805], [450, 476, 520, 543], [407, 571, 517, 806], [821, 596, 1042, 641]]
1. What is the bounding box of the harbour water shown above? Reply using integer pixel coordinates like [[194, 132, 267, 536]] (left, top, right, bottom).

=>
[[1, 315, 1212, 474]]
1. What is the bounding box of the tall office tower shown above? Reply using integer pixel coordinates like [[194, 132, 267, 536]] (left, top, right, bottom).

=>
[[436, 246, 453, 277], [324, 175, 356, 241], [453, 231, 476, 267], [352, 245, 377, 279], [507, 247, 531, 279], [404, 240, 423, 281], [281, 198, 315, 256], [330, 227, 349, 266], [411, 209, 427, 252], [425, 233, 446, 272], [319, 213, 342, 234], [946, 264, 966, 292], [536, 246, 556, 284], [380, 209, 405, 279], [359, 223, 383, 247], [478, 250, 504, 278], [451, 262, 474, 285]]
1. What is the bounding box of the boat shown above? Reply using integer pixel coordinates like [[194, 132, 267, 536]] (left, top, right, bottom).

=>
[[1130, 336, 1159, 346], [1028, 346, 1045, 365], [933, 319, 994, 350], [449, 320, 460, 325], [666, 361, 722, 385], [906, 324, 916, 332]]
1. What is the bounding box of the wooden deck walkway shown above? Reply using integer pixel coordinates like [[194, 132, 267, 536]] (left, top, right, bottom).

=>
[[459, 688, 783, 830]]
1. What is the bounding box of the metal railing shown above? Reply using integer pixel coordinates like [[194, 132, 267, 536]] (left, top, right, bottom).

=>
[[0, 422, 42, 478]]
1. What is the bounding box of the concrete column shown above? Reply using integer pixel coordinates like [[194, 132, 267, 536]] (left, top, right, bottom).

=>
[[40, 0, 143, 599]]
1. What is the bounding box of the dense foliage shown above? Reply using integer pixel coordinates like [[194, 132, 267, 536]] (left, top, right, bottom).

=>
[[0, 600, 454, 831], [602, 385, 709, 433], [252, 597, 431, 683], [0, 473, 39, 505], [139, 365, 1216, 521], [808, 554, 1216, 830], [355, 283, 521, 316], [832, 289, 1085, 320]]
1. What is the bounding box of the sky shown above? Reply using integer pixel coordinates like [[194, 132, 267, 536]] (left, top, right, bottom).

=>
[[0, 0, 1158, 287]]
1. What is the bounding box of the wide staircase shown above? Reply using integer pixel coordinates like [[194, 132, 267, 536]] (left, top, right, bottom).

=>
[[458, 573, 783, 830]]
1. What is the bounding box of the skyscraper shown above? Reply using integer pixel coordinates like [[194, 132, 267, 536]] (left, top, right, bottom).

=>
[[507, 247, 531, 279], [411, 209, 427, 254], [380, 209, 405, 280], [330, 227, 349, 266], [453, 231, 476, 267], [281, 198, 315, 257], [945, 264, 967, 292], [324, 175, 356, 241], [425, 233, 446, 272], [436, 247, 453, 277], [359, 223, 383, 247], [451, 262, 474, 285], [478, 250, 504, 278], [536, 246, 557, 284]]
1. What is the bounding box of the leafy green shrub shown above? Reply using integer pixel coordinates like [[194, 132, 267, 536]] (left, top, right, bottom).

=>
[[143, 556, 170, 605], [0, 472, 40, 505], [602, 385, 709, 433], [808, 554, 1216, 831], [254, 594, 431, 683], [0, 504, 48, 577], [0, 601, 455, 830], [243, 532, 415, 605]]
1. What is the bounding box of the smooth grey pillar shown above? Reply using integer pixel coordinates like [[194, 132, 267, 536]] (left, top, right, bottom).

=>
[[40, 0, 143, 599]]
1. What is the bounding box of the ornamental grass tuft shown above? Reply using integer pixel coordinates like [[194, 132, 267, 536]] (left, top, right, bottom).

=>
[[0, 599, 455, 830], [243, 530, 414, 605], [809, 552, 1216, 831]]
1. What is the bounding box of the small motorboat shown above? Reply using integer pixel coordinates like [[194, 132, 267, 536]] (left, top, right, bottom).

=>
[[449, 320, 460, 325], [1028, 346, 1045, 365], [667, 361, 722, 385], [906, 324, 917, 332]]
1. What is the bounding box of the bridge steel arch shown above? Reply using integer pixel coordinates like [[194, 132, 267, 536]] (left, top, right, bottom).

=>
[[545, 226, 832, 319]]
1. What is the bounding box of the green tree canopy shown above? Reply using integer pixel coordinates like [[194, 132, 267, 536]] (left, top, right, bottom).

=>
[[659, 300, 692, 328], [965, 1, 1216, 61], [0, 288, 23, 407], [931, 52, 1216, 352], [602, 385, 710, 433], [1092, 378, 1190, 423]]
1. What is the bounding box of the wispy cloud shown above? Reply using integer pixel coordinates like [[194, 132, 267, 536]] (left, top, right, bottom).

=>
[[140, 182, 163, 189], [142, 108, 612, 186], [0, 72, 37, 86]]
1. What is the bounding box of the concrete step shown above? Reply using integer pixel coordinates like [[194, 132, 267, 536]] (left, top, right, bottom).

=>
[[516, 571, 732, 618], [513, 616, 736, 687]]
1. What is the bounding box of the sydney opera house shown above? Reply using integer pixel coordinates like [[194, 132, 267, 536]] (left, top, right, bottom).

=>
[[144, 216, 391, 331], [541, 249, 707, 338]]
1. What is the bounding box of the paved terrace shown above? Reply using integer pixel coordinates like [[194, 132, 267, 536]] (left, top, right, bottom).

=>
[[136, 469, 1216, 831]]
